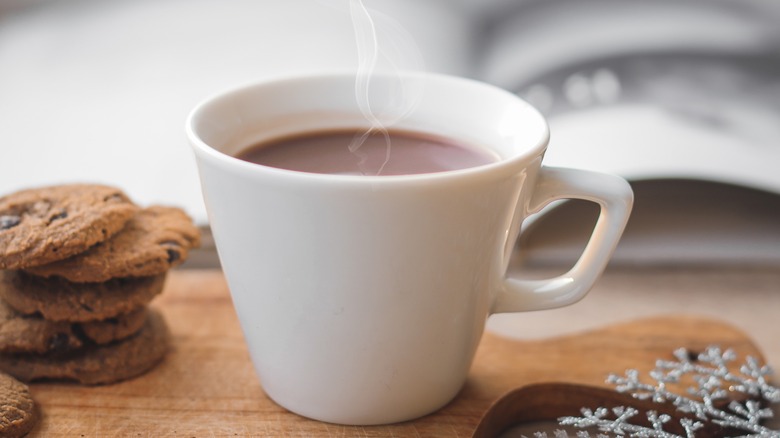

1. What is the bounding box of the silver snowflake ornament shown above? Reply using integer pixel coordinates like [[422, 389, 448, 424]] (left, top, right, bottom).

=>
[[527, 345, 780, 438]]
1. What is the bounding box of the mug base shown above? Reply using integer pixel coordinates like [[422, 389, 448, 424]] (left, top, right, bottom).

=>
[[264, 383, 463, 426]]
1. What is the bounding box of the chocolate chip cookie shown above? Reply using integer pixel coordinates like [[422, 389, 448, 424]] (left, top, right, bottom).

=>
[[0, 309, 169, 385], [0, 371, 37, 437], [25, 206, 201, 282], [79, 307, 147, 345], [0, 270, 166, 322], [0, 300, 147, 354], [0, 184, 138, 270], [0, 299, 82, 353]]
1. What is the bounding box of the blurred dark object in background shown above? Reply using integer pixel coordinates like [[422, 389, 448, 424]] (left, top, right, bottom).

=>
[[478, 0, 780, 267]]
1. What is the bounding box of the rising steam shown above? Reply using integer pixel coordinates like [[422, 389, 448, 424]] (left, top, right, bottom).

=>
[[348, 0, 391, 174], [309, 0, 426, 174], [346, 0, 426, 175]]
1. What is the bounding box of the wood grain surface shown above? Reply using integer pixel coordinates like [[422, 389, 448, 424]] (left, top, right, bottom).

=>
[[25, 269, 765, 437]]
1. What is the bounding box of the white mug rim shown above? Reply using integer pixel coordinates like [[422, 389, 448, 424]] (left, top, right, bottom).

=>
[[186, 71, 550, 185]]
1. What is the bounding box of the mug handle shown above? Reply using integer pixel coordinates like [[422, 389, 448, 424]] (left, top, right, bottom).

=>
[[492, 167, 633, 313]]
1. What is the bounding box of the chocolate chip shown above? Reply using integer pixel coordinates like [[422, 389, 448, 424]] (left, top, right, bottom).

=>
[[0, 215, 21, 230], [160, 241, 182, 263], [47, 332, 71, 352], [166, 248, 181, 263], [79, 302, 94, 312], [47, 209, 68, 225]]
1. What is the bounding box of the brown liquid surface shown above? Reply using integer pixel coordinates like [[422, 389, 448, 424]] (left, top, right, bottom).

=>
[[235, 129, 498, 176]]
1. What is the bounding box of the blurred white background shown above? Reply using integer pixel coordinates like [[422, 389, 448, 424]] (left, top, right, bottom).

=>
[[0, 0, 469, 224], [1, 0, 779, 264]]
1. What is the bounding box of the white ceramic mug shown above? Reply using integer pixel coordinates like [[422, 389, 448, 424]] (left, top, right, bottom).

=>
[[187, 73, 633, 425]]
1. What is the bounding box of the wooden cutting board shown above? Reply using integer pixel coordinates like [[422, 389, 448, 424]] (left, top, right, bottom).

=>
[[25, 270, 765, 437]]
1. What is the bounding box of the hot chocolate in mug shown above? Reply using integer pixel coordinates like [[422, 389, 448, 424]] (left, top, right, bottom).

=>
[[187, 72, 633, 425]]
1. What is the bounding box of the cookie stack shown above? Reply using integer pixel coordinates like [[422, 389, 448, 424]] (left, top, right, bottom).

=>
[[0, 184, 200, 385]]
